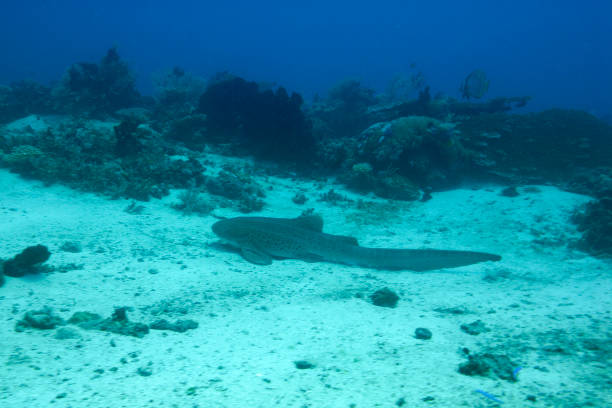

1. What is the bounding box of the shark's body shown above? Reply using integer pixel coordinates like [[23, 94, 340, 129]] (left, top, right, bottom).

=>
[[212, 215, 501, 271]]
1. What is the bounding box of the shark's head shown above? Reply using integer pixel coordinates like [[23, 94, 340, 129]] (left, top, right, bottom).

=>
[[212, 218, 249, 245], [212, 218, 235, 239]]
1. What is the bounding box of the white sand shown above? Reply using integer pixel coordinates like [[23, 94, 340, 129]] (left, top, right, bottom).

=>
[[0, 162, 610, 407]]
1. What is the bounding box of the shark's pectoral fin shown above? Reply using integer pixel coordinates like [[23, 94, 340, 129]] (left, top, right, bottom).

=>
[[241, 247, 272, 265]]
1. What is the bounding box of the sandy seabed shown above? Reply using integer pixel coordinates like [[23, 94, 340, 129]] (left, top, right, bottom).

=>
[[0, 160, 610, 408]]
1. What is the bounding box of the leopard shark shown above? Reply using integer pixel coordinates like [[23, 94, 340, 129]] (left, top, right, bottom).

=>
[[212, 215, 501, 271]]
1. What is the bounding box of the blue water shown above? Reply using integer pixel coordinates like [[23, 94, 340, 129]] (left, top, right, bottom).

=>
[[0, 1, 610, 114]]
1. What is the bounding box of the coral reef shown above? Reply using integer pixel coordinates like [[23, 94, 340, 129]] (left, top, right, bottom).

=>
[[0, 50, 610, 232], [323, 115, 464, 198], [315, 100, 612, 202], [355, 116, 463, 187], [1, 116, 205, 200]]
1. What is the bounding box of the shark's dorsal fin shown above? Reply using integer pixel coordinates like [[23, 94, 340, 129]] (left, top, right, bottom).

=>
[[289, 216, 358, 245], [290, 215, 324, 232]]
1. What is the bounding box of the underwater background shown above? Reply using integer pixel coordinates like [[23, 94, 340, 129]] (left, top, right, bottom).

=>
[[1, 1, 611, 114], [1, 1, 611, 407]]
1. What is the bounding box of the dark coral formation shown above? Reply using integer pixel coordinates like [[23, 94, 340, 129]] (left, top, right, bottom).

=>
[[57, 47, 142, 116], [573, 198, 612, 257], [68, 311, 103, 325], [2, 245, 51, 277], [114, 118, 145, 157], [0, 81, 55, 123], [69, 307, 149, 338], [294, 360, 316, 369], [414, 327, 432, 340], [198, 76, 314, 162], [370, 287, 400, 308], [340, 162, 422, 201], [15, 307, 65, 331], [96, 307, 150, 338], [309, 79, 378, 140], [164, 113, 208, 149], [457, 109, 612, 183], [152, 66, 207, 120], [149, 319, 198, 333], [0, 48, 141, 124], [460, 320, 490, 336], [205, 168, 265, 213], [15, 307, 199, 338], [566, 167, 612, 198], [567, 167, 612, 257], [458, 352, 517, 382], [172, 189, 213, 215]]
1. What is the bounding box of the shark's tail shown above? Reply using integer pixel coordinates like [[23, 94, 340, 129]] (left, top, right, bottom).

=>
[[350, 247, 501, 271]]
